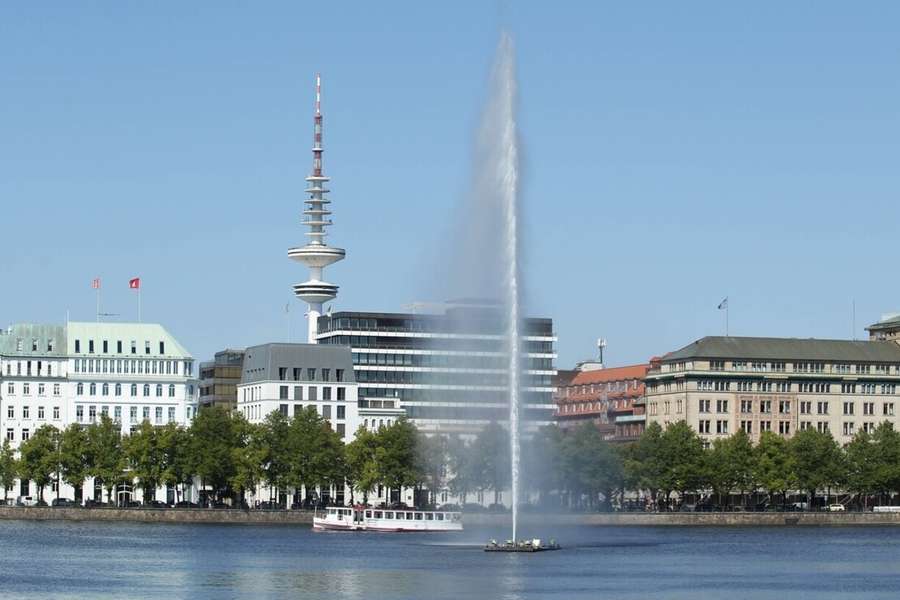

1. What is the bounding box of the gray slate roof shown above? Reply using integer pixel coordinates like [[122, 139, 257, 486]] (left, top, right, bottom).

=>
[[241, 343, 356, 384], [664, 336, 900, 363]]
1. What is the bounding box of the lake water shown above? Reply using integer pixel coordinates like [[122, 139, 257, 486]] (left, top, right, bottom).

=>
[[0, 519, 898, 599]]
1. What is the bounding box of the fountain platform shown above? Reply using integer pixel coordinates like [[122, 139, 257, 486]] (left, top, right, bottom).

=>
[[484, 539, 561, 553]]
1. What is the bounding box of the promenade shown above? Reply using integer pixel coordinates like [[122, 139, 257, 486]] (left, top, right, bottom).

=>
[[4, 506, 900, 526]]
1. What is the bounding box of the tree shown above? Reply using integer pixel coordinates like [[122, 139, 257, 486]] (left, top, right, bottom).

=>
[[416, 433, 448, 507], [707, 430, 755, 507], [0, 440, 18, 501], [261, 411, 293, 502], [753, 431, 794, 507], [87, 416, 125, 505], [790, 427, 844, 509], [286, 407, 344, 505], [447, 436, 476, 505], [522, 425, 564, 506], [658, 421, 705, 507], [846, 429, 880, 508], [18, 425, 59, 502], [159, 423, 195, 503], [624, 422, 665, 509], [188, 406, 239, 502], [376, 418, 422, 503], [870, 422, 900, 503], [230, 417, 266, 506], [560, 423, 623, 510], [345, 426, 380, 504], [469, 422, 509, 505], [124, 420, 166, 503], [59, 424, 92, 503]]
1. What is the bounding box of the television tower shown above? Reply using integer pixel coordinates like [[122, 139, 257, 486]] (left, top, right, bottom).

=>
[[289, 73, 345, 343]]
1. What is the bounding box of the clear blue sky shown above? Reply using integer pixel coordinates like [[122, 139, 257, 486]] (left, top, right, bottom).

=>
[[3, 2, 900, 368]]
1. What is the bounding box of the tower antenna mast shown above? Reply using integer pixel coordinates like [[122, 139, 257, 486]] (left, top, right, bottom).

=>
[[288, 73, 346, 343]]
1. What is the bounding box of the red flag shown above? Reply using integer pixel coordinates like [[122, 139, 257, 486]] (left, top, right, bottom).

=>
[[129, 278, 141, 289], [92, 278, 101, 289]]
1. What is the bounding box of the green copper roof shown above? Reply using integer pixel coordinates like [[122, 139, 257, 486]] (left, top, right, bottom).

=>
[[0, 324, 67, 357], [66, 322, 192, 358]]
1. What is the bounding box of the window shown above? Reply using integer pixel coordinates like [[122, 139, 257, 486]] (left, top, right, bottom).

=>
[[143, 406, 150, 421], [145, 341, 151, 355], [885, 403, 896, 416], [716, 420, 729, 434], [38, 383, 45, 397], [307, 368, 316, 381], [102, 383, 109, 396], [131, 340, 137, 354], [155, 384, 162, 397], [778, 421, 790, 435], [308, 387, 318, 402], [710, 360, 725, 370], [114, 406, 122, 423], [843, 422, 855, 436], [337, 405, 346, 420], [37, 406, 44, 420], [322, 369, 331, 382], [155, 407, 162, 424], [740, 400, 752, 413], [102, 340, 108, 354], [279, 404, 288, 416], [280, 386, 289, 400], [168, 407, 175, 423], [779, 400, 791, 414], [800, 401, 811, 415], [88, 405, 96, 422], [843, 402, 855, 416], [740, 420, 752, 434], [336, 369, 345, 382], [89, 340, 95, 354], [760, 400, 771, 414], [817, 422, 830, 433], [76, 405, 83, 422], [23, 383, 30, 396], [143, 384, 150, 397], [5, 429, 12, 441], [89, 383, 96, 396], [53, 406, 59, 420], [322, 405, 332, 419], [6, 383, 12, 396], [323, 387, 332, 401], [117, 340, 122, 354], [278, 368, 287, 381], [699, 399, 711, 413], [760, 421, 772, 432], [130, 407, 138, 424], [864, 402, 875, 416], [699, 420, 711, 434], [336, 423, 345, 437], [716, 399, 728, 413], [53, 384, 60, 396], [21, 429, 29, 441], [22, 406, 29, 419], [817, 401, 829, 415], [159, 341, 165, 355], [294, 386, 303, 401], [75, 339, 81, 353], [168, 384, 175, 398]]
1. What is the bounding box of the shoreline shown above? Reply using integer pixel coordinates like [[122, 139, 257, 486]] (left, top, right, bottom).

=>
[[3, 506, 900, 527]]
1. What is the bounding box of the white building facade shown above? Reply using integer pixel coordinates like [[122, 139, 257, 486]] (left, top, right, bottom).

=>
[[237, 343, 360, 443], [0, 322, 199, 503]]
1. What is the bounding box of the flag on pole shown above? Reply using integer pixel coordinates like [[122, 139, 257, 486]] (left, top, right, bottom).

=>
[[717, 297, 728, 310], [92, 278, 101, 289], [129, 278, 141, 289]]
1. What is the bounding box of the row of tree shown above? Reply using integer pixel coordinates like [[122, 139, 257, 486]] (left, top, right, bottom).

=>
[[7, 406, 898, 510]]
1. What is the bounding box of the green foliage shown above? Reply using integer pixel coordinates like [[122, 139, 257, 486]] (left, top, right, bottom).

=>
[[0, 440, 18, 500], [188, 406, 240, 499], [18, 425, 59, 501], [59, 424, 91, 500], [753, 431, 794, 500], [345, 426, 380, 502], [789, 427, 844, 500], [658, 421, 705, 497], [87, 415, 125, 503]]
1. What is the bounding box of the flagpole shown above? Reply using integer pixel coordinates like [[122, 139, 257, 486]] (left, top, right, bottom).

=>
[[138, 287, 142, 323], [726, 302, 729, 337], [96, 284, 101, 323]]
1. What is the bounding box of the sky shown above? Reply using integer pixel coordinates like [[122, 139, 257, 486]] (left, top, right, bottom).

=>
[[2, 2, 900, 369]]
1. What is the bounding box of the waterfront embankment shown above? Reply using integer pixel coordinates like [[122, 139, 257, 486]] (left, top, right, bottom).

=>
[[4, 506, 900, 526]]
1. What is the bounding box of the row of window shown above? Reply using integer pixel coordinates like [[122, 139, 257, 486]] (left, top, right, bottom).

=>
[[3, 360, 59, 378], [13, 337, 56, 353], [242, 385, 347, 403], [651, 380, 900, 394], [673, 361, 900, 375], [5, 405, 60, 421], [353, 352, 553, 371], [74, 404, 194, 424], [75, 382, 180, 398], [355, 369, 554, 387], [74, 339, 164, 356], [649, 399, 897, 417], [74, 357, 191, 376], [271, 367, 345, 383], [5, 382, 61, 397]]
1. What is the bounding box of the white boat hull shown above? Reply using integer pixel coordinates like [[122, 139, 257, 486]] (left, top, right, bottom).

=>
[[313, 507, 463, 532]]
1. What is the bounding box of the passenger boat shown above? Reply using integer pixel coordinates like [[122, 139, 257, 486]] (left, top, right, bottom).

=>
[[313, 506, 463, 532]]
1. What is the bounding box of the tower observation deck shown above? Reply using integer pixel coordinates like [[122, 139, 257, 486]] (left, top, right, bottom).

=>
[[289, 73, 346, 343]]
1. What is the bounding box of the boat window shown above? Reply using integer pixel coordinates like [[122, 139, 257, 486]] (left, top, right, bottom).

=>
[[425, 513, 434, 520], [385, 511, 394, 519], [451, 513, 461, 521], [406, 512, 413, 519], [436, 513, 444, 521], [415, 513, 423, 520], [397, 512, 405, 520], [366, 511, 372, 518], [374, 511, 382, 518]]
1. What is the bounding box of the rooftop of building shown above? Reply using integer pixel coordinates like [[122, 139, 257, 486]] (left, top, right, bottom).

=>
[[240, 342, 356, 384], [663, 336, 900, 363], [567, 364, 649, 386], [0, 324, 67, 357], [66, 321, 192, 358]]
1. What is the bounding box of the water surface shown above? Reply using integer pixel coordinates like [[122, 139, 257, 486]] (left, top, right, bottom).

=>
[[0, 520, 896, 599]]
